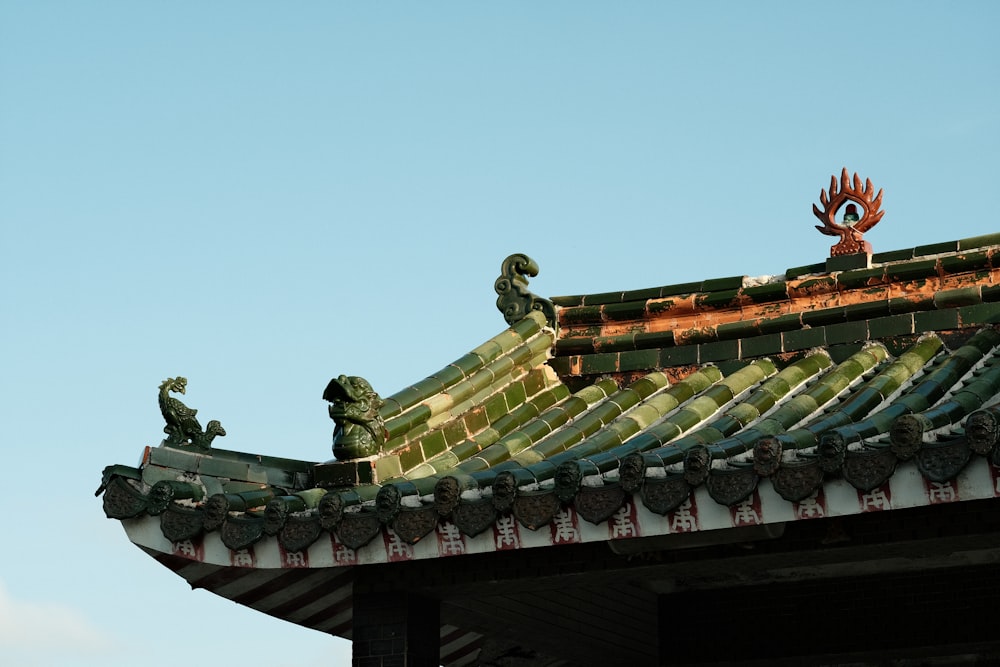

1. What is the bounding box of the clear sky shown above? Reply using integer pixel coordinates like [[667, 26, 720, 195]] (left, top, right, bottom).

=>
[[2, 2, 997, 665]]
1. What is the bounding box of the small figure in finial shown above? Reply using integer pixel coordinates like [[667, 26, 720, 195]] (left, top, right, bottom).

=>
[[158, 377, 226, 449], [842, 203, 860, 226], [812, 168, 884, 257], [323, 375, 386, 460]]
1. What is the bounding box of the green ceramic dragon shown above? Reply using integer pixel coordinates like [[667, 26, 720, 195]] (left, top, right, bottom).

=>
[[158, 376, 226, 449], [323, 375, 386, 460]]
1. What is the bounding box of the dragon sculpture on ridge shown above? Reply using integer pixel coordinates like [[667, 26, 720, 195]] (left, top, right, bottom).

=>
[[158, 376, 226, 449], [323, 375, 386, 460]]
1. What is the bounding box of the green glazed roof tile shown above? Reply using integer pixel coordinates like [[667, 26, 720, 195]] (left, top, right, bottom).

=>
[[658, 281, 703, 298], [914, 240, 959, 256], [871, 248, 915, 263], [581, 291, 626, 306], [959, 232, 1000, 251], [101, 235, 1000, 569], [940, 251, 991, 275]]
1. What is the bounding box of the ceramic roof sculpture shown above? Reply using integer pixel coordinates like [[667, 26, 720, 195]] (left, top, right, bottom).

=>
[[98, 171, 1000, 665]]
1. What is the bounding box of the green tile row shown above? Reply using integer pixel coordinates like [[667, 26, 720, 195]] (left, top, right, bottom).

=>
[[836, 350, 984, 446], [393, 368, 567, 476], [638, 345, 885, 468], [552, 236, 1000, 314], [424, 380, 580, 477], [507, 371, 696, 484], [551, 277, 744, 308], [380, 310, 549, 420], [446, 380, 619, 486], [770, 336, 944, 453], [461, 377, 658, 487], [633, 352, 832, 468], [555, 295, 1000, 363], [557, 305, 1000, 379], [709, 345, 889, 460], [901, 353, 1000, 434], [384, 328, 556, 441], [623, 359, 790, 456], [513, 373, 670, 465], [782, 233, 1000, 280]]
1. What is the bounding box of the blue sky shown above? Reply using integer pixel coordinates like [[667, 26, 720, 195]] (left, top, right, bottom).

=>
[[2, 2, 997, 665]]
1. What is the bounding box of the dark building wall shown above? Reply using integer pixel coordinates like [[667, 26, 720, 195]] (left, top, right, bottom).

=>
[[661, 564, 1000, 664], [352, 591, 440, 667]]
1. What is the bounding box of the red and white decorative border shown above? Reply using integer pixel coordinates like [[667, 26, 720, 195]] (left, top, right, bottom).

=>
[[123, 457, 1000, 570]]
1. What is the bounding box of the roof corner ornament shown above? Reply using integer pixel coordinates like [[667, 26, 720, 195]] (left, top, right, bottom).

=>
[[494, 253, 556, 327], [812, 168, 884, 257], [323, 375, 387, 460], [158, 376, 226, 449]]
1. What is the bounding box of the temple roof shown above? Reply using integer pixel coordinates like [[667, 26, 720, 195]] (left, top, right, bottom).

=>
[[99, 218, 1000, 665]]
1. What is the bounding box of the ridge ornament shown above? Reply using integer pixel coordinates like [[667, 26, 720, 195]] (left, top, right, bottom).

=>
[[324, 375, 387, 460], [158, 376, 226, 449], [813, 168, 885, 257], [494, 253, 556, 328]]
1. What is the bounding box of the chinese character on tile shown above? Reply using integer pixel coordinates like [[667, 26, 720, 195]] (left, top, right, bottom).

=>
[[284, 551, 306, 567], [859, 488, 891, 511], [927, 481, 957, 504], [610, 503, 638, 539], [174, 540, 196, 557], [732, 499, 761, 526], [437, 522, 465, 556], [494, 515, 519, 549], [232, 549, 254, 567], [670, 500, 697, 533], [333, 543, 356, 565], [551, 509, 579, 544], [795, 492, 825, 519]]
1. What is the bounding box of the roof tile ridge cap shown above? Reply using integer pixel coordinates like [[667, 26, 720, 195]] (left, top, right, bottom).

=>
[[721, 352, 832, 424], [645, 354, 830, 458], [568, 366, 768, 459], [860, 233, 1000, 266], [659, 349, 883, 466], [780, 338, 943, 441], [957, 232, 1000, 252], [743, 273, 786, 287], [563, 369, 725, 472], [448, 337, 557, 410], [887, 350, 1000, 449], [782, 344, 888, 423], [872, 245, 976, 268], [822, 333, 988, 448], [507, 378, 620, 444], [379, 312, 549, 419], [430, 380, 611, 475], [505, 378, 614, 433], [931, 345, 1000, 408], [754, 346, 885, 430], [413, 368, 569, 464], [538, 377, 657, 443], [559, 275, 789, 306]]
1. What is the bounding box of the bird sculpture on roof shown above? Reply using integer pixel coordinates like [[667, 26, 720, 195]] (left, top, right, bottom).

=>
[[158, 376, 226, 448]]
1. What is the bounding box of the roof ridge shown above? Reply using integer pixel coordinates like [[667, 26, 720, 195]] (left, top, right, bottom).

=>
[[551, 233, 1000, 307], [379, 310, 550, 420]]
